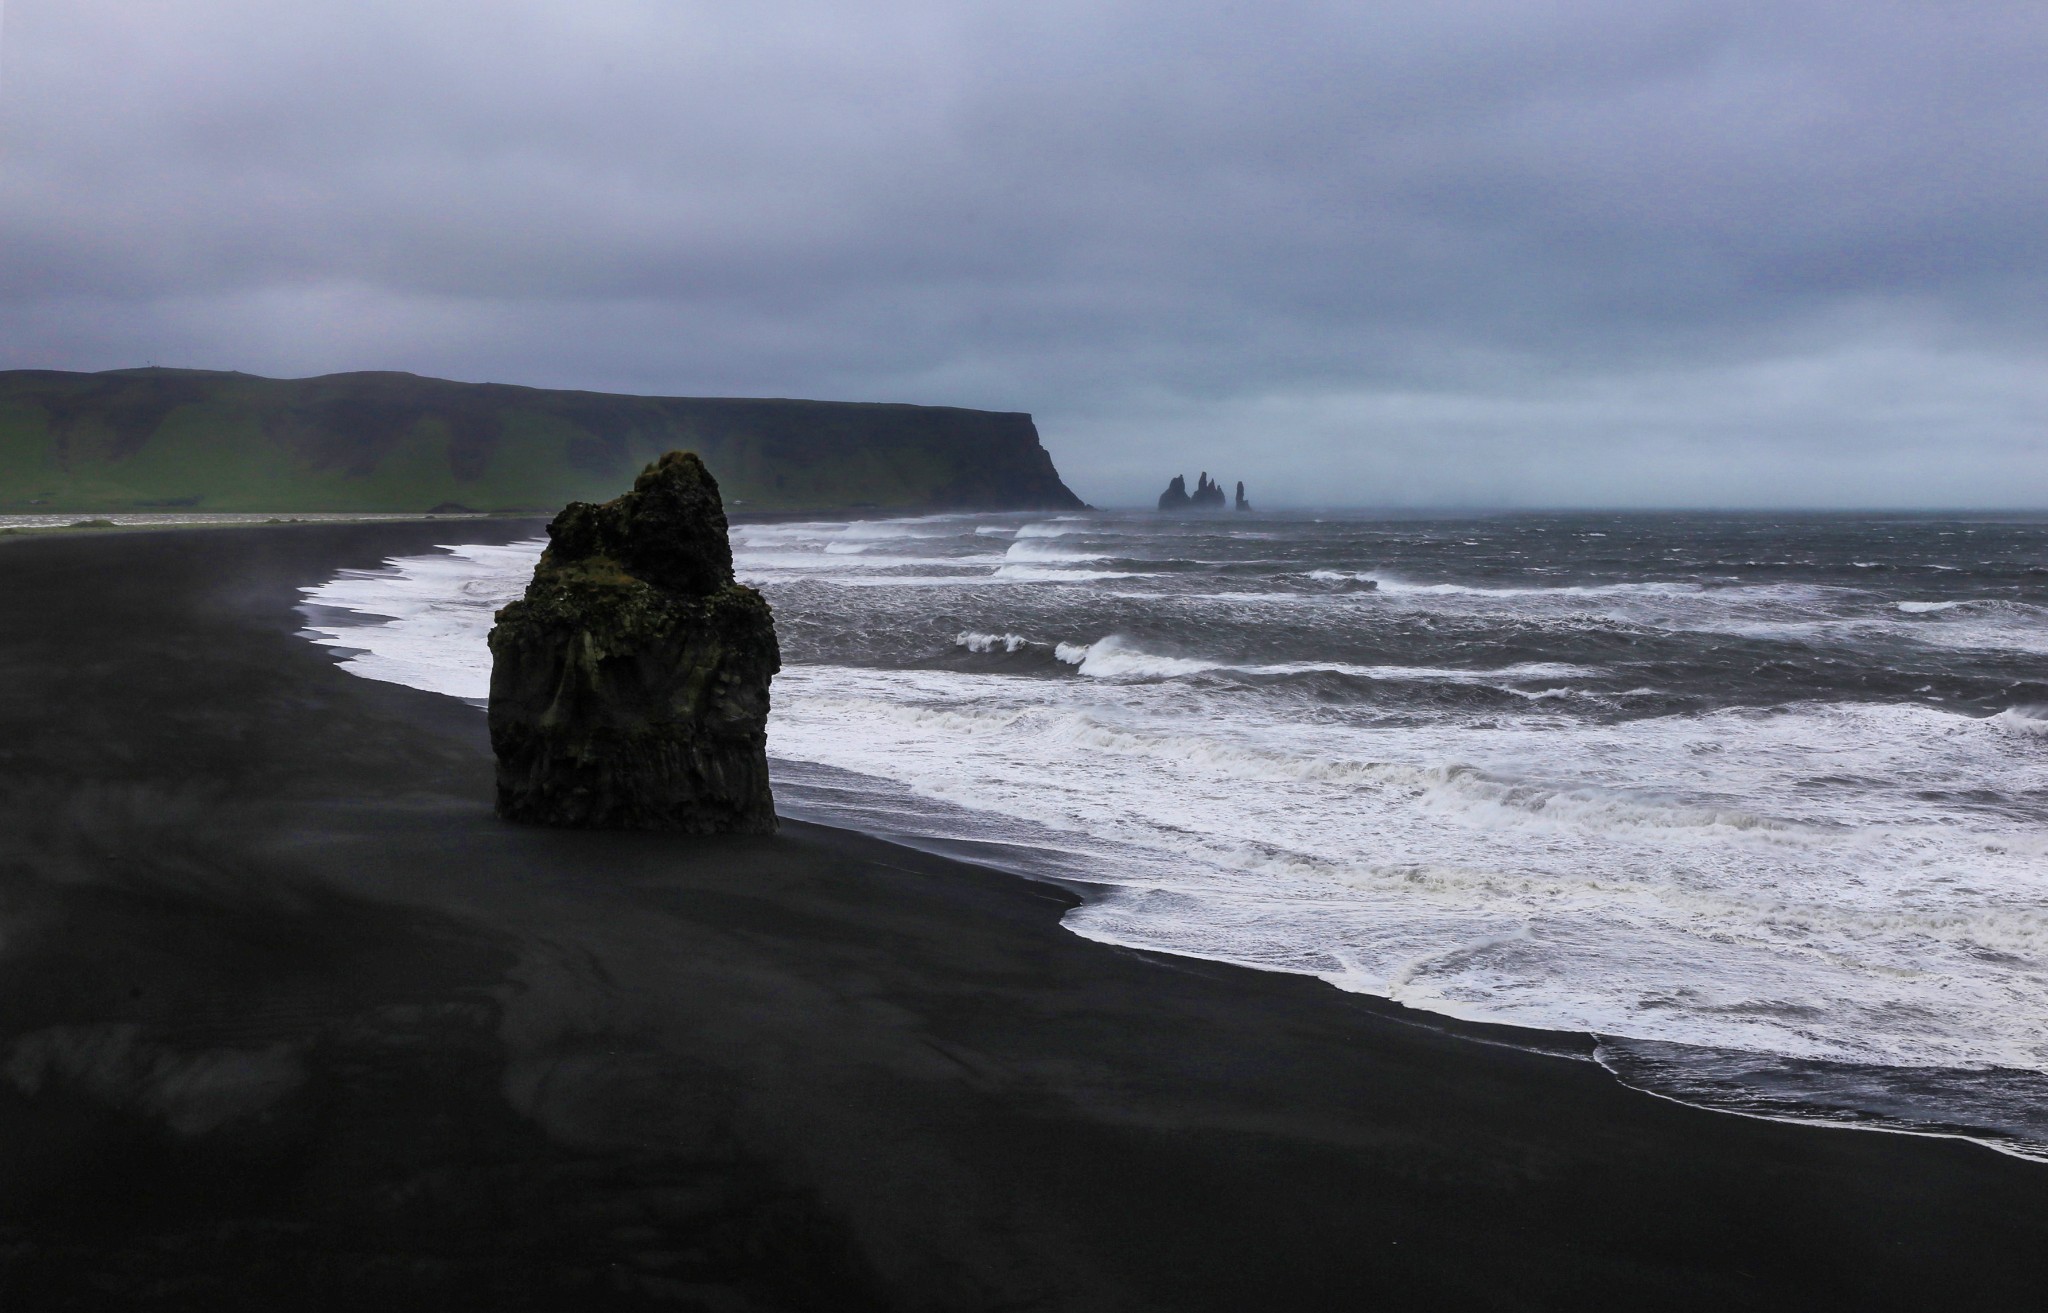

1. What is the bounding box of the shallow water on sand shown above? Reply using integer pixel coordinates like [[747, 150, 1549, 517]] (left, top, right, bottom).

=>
[[300, 510, 2048, 1158]]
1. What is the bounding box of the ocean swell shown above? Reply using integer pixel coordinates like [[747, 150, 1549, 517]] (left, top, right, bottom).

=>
[[297, 509, 2048, 1158]]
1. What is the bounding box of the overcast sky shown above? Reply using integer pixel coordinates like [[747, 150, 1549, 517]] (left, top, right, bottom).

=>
[[2, 1, 2043, 507]]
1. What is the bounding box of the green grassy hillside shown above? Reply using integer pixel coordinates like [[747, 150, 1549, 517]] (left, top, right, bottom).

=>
[[0, 369, 1086, 514]]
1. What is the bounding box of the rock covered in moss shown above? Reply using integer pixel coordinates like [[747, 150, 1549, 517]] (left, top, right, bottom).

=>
[[487, 451, 780, 832]]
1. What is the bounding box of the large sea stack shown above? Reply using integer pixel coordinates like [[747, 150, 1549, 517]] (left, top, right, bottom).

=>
[[487, 451, 780, 832]]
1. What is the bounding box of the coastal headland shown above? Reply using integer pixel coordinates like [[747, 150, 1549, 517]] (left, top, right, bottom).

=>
[[0, 368, 1085, 515], [3, 522, 2047, 1309]]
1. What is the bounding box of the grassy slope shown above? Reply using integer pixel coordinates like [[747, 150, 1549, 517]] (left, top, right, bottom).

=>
[[0, 369, 1087, 513]]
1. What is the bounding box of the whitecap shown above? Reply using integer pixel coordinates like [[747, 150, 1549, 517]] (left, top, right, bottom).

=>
[[956, 630, 1035, 654], [1003, 539, 1108, 563], [1051, 635, 1601, 685], [298, 519, 2048, 1152], [1990, 706, 2048, 737], [1054, 636, 1220, 678], [992, 565, 1141, 582]]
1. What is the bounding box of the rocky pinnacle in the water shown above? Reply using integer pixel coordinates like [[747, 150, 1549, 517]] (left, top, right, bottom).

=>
[[1157, 471, 1236, 511], [487, 451, 780, 832]]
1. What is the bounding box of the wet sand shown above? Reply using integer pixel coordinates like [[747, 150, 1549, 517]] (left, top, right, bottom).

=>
[[2, 521, 2046, 1310]]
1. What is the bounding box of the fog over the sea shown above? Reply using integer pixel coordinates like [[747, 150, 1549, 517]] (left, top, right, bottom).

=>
[[1, 1, 2042, 507]]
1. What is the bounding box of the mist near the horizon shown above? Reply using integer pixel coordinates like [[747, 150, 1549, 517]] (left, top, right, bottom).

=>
[[1, 1, 2042, 508]]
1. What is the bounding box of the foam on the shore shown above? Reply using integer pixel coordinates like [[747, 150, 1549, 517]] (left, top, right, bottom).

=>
[[300, 540, 542, 702], [297, 510, 2048, 1156]]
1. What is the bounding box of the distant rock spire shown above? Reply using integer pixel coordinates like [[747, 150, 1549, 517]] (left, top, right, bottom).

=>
[[1158, 469, 1238, 511]]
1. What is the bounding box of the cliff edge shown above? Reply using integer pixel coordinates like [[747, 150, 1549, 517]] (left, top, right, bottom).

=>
[[0, 368, 1088, 514]]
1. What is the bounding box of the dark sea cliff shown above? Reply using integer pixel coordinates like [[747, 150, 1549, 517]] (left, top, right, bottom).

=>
[[0, 368, 1086, 515]]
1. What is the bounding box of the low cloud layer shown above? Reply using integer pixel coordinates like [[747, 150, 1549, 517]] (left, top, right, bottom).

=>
[[3, 1, 2042, 506]]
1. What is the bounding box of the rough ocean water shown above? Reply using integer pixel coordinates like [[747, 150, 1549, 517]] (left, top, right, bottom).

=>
[[299, 511, 2048, 1159]]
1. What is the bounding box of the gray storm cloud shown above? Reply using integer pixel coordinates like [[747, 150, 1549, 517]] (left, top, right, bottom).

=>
[[1, 0, 2042, 506]]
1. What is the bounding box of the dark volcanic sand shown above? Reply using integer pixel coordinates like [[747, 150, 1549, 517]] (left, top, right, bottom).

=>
[[1, 523, 2045, 1311]]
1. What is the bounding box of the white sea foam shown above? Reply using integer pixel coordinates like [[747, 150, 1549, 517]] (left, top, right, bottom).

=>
[[296, 517, 2048, 1139], [732, 549, 964, 573], [1003, 539, 1108, 563], [956, 630, 1034, 654], [1992, 706, 2048, 737], [1055, 636, 1223, 679], [1051, 635, 1601, 684], [1277, 574, 2048, 658], [992, 565, 1141, 582], [1353, 573, 1709, 600], [729, 518, 1149, 586], [762, 669, 2048, 1071], [299, 540, 542, 701]]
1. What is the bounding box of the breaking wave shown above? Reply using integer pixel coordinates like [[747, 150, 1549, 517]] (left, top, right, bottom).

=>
[[1049, 635, 1603, 685], [955, 630, 1036, 654], [299, 508, 2048, 1158]]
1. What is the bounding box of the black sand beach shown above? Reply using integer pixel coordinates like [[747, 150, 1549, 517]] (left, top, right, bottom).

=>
[[3, 522, 2047, 1311]]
